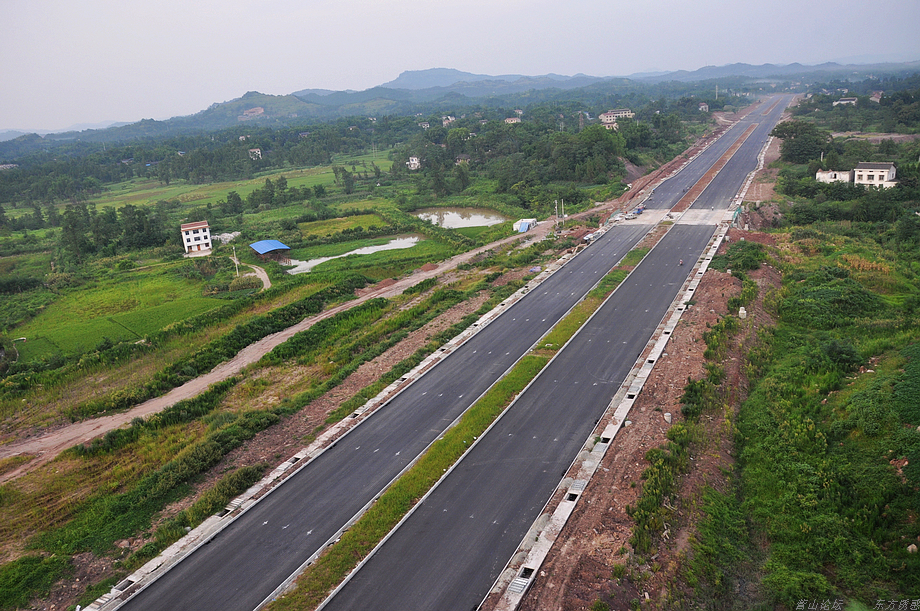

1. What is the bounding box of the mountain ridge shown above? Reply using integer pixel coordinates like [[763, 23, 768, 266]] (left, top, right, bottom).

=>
[[2, 60, 919, 159]]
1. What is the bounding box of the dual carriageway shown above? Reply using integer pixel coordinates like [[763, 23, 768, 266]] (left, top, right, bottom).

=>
[[106, 95, 791, 611]]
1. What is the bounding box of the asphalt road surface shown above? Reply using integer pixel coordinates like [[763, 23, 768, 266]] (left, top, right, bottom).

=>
[[120, 96, 790, 611], [321, 97, 791, 611], [119, 222, 652, 611]]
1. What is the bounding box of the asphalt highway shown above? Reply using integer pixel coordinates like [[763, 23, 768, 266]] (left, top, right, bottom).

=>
[[119, 219, 652, 611], [119, 96, 790, 611], [321, 225, 716, 611], [321, 96, 792, 611]]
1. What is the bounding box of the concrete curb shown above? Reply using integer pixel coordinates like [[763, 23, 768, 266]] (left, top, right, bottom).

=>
[[84, 234, 586, 611], [489, 223, 730, 610]]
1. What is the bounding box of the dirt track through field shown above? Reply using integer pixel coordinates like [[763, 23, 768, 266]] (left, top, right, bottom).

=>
[[0, 223, 559, 484], [0, 114, 748, 485]]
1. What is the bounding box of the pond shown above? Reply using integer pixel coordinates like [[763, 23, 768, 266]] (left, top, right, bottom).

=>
[[286, 236, 420, 274], [413, 207, 508, 229]]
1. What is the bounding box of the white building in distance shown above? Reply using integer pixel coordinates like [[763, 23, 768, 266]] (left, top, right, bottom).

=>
[[181, 221, 212, 253], [815, 162, 897, 189], [600, 109, 634, 122]]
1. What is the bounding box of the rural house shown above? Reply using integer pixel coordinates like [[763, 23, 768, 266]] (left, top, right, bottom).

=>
[[600, 109, 635, 122], [854, 162, 897, 188], [815, 162, 897, 189], [181, 221, 212, 253]]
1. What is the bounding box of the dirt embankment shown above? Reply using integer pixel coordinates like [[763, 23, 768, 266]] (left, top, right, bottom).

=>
[[515, 238, 782, 611], [513, 104, 790, 610]]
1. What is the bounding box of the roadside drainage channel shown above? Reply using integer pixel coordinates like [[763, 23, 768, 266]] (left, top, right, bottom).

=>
[[85, 242, 589, 611], [489, 224, 729, 611]]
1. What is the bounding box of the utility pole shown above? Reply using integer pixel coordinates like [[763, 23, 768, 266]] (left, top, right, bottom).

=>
[[232, 245, 239, 277], [561, 199, 565, 228], [554, 200, 559, 231]]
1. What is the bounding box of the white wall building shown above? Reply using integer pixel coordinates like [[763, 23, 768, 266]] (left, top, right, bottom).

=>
[[815, 170, 852, 184], [854, 162, 897, 188], [815, 163, 897, 189], [181, 221, 212, 253], [600, 109, 634, 122]]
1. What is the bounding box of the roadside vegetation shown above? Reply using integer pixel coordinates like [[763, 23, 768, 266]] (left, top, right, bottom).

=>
[[601, 86, 920, 610], [11, 75, 919, 611]]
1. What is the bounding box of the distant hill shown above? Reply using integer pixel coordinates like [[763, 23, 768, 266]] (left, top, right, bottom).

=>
[[2, 60, 919, 161], [0, 130, 28, 143], [628, 60, 920, 83], [380, 68, 524, 90]]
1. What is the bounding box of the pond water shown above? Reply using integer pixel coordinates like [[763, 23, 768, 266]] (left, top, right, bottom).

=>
[[413, 207, 508, 229], [286, 236, 420, 274]]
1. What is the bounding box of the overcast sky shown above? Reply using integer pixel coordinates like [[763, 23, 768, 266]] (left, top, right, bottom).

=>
[[4, 0, 920, 132]]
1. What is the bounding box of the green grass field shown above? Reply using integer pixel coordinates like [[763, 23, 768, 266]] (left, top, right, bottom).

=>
[[14, 266, 222, 360], [286, 235, 413, 260], [298, 214, 385, 237], [2, 156, 394, 220], [304, 239, 452, 279]]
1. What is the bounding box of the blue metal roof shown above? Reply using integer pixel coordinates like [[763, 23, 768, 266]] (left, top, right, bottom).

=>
[[249, 239, 290, 255]]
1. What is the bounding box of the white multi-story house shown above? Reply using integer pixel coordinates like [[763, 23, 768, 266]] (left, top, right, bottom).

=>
[[854, 162, 897, 188], [815, 162, 897, 189], [600, 109, 634, 122], [407, 156, 421, 170], [504, 117, 521, 124], [181, 221, 212, 253]]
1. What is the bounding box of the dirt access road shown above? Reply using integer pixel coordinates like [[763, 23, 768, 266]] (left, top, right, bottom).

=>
[[0, 109, 747, 484], [0, 221, 563, 483]]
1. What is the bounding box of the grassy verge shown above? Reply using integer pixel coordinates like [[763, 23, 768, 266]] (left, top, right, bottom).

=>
[[269, 355, 548, 610], [267, 256, 642, 610]]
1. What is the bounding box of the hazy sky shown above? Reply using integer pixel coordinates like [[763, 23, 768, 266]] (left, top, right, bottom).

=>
[[4, 0, 920, 132]]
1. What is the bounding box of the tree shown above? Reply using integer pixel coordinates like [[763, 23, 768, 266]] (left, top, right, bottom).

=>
[[341, 168, 355, 194], [771, 121, 831, 164], [452, 163, 471, 192]]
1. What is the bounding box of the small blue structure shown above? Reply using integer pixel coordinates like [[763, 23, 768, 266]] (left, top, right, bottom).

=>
[[250, 239, 290, 255], [250, 239, 291, 264]]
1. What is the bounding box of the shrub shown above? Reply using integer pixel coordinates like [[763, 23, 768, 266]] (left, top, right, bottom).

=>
[[710, 240, 767, 272], [0, 555, 71, 609]]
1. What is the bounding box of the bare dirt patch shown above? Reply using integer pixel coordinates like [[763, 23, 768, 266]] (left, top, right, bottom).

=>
[[744, 132, 783, 204], [514, 267, 741, 611], [513, 227, 783, 611]]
